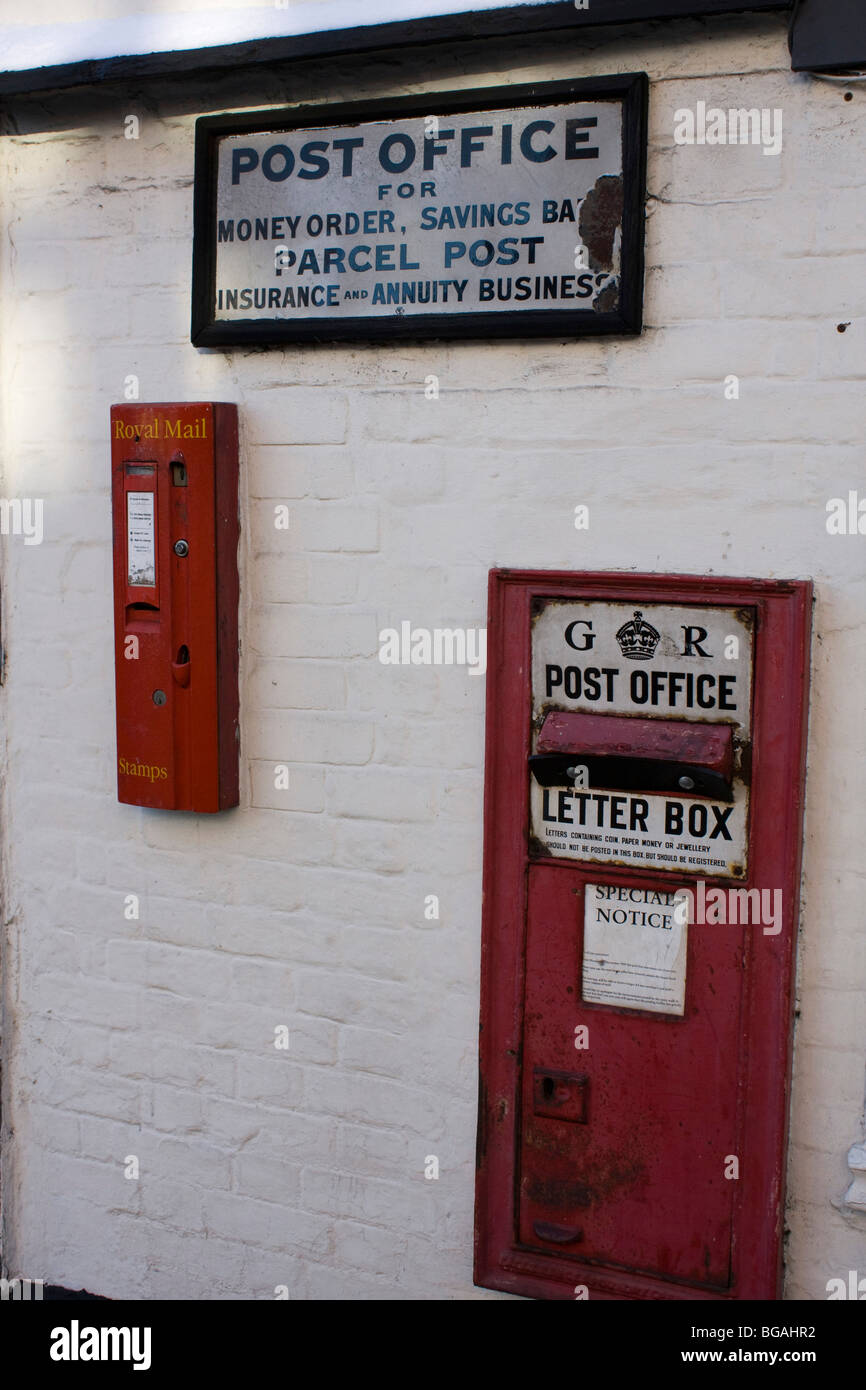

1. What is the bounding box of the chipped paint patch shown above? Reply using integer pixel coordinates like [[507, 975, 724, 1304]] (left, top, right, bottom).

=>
[[579, 174, 623, 273], [578, 173, 623, 311]]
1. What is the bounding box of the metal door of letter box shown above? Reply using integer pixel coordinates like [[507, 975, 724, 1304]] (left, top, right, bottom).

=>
[[474, 570, 812, 1301]]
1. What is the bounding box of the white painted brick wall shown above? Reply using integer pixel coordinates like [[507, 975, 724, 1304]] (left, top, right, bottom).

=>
[[0, 13, 864, 1301]]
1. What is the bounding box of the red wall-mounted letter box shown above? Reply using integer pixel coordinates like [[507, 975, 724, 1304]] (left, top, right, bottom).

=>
[[475, 570, 812, 1300], [110, 402, 239, 812]]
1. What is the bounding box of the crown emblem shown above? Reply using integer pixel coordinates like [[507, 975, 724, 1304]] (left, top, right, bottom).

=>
[[615, 610, 660, 661]]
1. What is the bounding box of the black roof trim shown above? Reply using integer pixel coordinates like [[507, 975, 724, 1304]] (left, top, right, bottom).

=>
[[0, 1, 792, 98]]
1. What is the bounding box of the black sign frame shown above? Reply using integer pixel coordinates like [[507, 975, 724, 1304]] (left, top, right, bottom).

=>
[[192, 74, 648, 347]]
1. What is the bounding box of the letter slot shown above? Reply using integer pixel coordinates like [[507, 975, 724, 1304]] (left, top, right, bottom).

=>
[[529, 711, 734, 801]]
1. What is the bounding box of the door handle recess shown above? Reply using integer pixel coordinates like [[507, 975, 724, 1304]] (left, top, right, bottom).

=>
[[533, 1221, 584, 1245], [171, 645, 191, 687], [533, 1067, 588, 1124]]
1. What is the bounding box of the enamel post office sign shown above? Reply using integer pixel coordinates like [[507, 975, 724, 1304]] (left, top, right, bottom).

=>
[[530, 600, 753, 878], [191, 75, 647, 346]]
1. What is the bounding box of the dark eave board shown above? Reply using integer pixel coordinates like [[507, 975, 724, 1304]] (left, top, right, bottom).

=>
[[0, 1, 792, 98]]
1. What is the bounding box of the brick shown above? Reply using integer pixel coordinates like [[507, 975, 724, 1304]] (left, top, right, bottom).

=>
[[212, 1103, 337, 1163], [301, 1069, 448, 1140], [245, 711, 373, 765], [140, 1179, 205, 1233], [235, 1054, 305, 1110], [155, 1136, 233, 1190], [27, 1103, 82, 1156], [333, 1220, 408, 1278], [722, 257, 866, 321], [235, 1247, 310, 1300], [250, 446, 354, 499], [295, 970, 413, 1030], [338, 1025, 406, 1078], [247, 552, 308, 605], [341, 927, 416, 982], [250, 499, 379, 554], [249, 389, 348, 445], [106, 940, 235, 1001], [37, 1152, 141, 1214], [335, 1122, 409, 1178], [208, 906, 340, 966], [78, 1113, 141, 1163], [250, 760, 325, 813], [248, 607, 378, 661], [38, 1065, 144, 1125], [327, 767, 437, 822], [202, 1191, 333, 1255], [29, 972, 142, 1031], [307, 556, 360, 605], [248, 659, 347, 710], [301, 1167, 435, 1236], [231, 957, 295, 1010], [234, 1155, 303, 1205], [354, 443, 446, 503], [348, 660, 441, 715], [149, 1084, 204, 1135]]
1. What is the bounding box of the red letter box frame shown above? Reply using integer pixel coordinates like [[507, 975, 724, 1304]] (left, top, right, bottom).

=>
[[475, 569, 812, 1301]]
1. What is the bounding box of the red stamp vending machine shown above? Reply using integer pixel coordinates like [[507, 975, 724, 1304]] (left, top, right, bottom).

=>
[[110, 402, 239, 813]]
